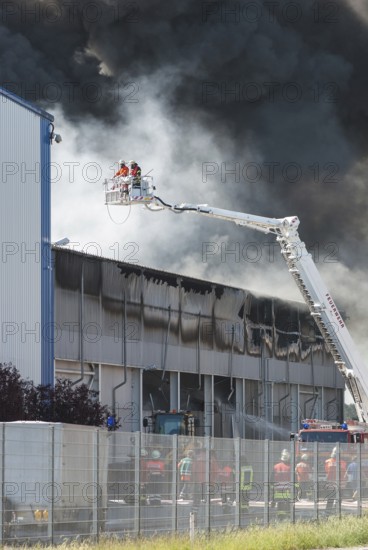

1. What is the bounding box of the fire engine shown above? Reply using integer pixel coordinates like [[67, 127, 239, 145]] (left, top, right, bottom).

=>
[[294, 419, 368, 444], [105, 178, 368, 429]]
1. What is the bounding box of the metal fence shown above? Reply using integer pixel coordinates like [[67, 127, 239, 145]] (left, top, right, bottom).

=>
[[1, 423, 367, 544]]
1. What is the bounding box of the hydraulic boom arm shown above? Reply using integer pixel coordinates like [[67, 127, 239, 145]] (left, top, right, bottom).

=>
[[153, 198, 368, 423]]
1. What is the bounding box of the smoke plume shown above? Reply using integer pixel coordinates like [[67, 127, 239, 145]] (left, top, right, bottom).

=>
[[2, 0, 368, 352]]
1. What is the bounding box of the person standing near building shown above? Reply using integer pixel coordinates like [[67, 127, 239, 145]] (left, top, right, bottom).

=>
[[345, 455, 358, 500], [325, 447, 347, 514], [178, 449, 194, 499], [191, 444, 219, 512], [271, 449, 292, 519], [240, 456, 253, 513], [145, 449, 165, 505], [295, 454, 312, 500]]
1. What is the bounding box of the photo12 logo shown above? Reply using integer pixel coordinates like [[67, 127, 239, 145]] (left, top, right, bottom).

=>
[[202, 161, 340, 185]]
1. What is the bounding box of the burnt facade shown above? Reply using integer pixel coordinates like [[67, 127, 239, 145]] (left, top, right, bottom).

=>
[[54, 248, 344, 440]]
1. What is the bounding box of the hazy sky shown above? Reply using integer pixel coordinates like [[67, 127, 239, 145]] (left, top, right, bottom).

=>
[[2, 0, 368, 361]]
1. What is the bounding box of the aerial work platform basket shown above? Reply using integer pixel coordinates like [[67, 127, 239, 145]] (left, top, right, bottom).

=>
[[104, 175, 156, 206]]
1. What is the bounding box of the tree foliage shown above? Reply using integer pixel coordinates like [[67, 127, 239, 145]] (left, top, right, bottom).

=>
[[0, 363, 114, 427], [344, 402, 358, 421], [0, 364, 27, 421]]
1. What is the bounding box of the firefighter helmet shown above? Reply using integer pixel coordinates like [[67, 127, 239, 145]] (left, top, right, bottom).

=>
[[281, 449, 290, 462]]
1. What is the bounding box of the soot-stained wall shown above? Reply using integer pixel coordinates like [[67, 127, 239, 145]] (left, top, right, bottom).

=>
[[54, 249, 344, 438]]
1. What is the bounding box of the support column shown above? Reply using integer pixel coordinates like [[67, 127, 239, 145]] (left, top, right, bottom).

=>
[[290, 384, 299, 433], [235, 378, 244, 438], [130, 368, 141, 432], [204, 375, 213, 437], [170, 372, 179, 410]]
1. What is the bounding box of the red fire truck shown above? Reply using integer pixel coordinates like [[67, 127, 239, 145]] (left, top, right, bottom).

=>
[[293, 419, 368, 444]]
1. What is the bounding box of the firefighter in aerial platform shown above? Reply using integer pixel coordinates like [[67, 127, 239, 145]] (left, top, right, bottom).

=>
[[129, 160, 142, 186], [112, 159, 130, 193], [271, 449, 292, 519], [114, 159, 129, 178]]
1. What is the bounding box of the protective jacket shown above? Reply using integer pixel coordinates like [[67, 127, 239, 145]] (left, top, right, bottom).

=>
[[130, 165, 141, 177], [295, 461, 311, 482], [114, 165, 129, 177]]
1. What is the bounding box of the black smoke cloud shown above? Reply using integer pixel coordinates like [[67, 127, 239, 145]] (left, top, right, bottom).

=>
[[2, 0, 368, 263]]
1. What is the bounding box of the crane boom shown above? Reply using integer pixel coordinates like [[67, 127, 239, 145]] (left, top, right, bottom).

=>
[[152, 199, 368, 423]]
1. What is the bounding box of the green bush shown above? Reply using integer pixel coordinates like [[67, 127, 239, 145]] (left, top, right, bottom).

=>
[[0, 362, 115, 427]]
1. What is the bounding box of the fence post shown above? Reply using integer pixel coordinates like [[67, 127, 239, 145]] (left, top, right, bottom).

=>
[[357, 443, 362, 517], [313, 442, 318, 520], [48, 425, 54, 544], [189, 511, 195, 542], [336, 443, 341, 518], [204, 436, 210, 533], [171, 434, 178, 533], [290, 439, 295, 524], [0, 424, 4, 545], [92, 429, 99, 540], [133, 433, 141, 536], [234, 438, 240, 529], [264, 439, 269, 527]]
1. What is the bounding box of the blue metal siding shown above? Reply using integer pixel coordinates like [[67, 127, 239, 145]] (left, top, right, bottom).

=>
[[40, 118, 54, 385], [0, 86, 54, 122], [0, 88, 53, 385]]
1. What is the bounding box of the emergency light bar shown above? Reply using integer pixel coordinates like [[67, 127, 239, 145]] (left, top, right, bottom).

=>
[[301, 419, 348, 430]]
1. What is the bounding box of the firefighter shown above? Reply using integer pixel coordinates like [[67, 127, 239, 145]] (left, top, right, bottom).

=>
[[219, 463, 235, 507], [178, 449, 194, 499], [295, 454, 312, 500], [145, 449, 165, 505], [271, 449, 292, 519], [129, 160, 142, 186], [191, 444, 220, 512], [345, 455, 358, 499], [240, 457, 253, 513], [114, 159, 129, 178], [324, 447, 347, 513]]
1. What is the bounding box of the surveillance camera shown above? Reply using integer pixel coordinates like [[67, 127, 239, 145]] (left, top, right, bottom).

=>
[[54, 134, 62, 143], [54, 238, 70, 247]]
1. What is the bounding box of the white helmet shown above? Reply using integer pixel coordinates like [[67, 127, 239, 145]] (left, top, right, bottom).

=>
[[152, 450, 161, 459], [119, 159, 125, 165], [129, 160, 136, 165], [281, 449, 290, 462]]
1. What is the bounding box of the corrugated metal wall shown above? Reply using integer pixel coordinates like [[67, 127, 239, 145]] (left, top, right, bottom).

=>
[[0, 89, 53, 384], [54, 250, 345, 437]]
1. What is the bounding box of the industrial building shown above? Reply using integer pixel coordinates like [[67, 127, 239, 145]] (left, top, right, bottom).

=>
[[0, 86, 53, 385], [53, 247, 344, 439], [0, 86, 344, 438]]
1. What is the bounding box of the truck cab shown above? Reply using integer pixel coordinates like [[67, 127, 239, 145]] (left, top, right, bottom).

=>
[[143, 410, 197, 436]]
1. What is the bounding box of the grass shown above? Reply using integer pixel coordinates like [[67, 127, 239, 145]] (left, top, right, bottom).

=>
[[28, 515, 368, 550]]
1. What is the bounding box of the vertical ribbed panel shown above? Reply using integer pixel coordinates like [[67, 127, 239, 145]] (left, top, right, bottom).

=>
[[0, 94, 51, 384], [40, 117, 53, 386]]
